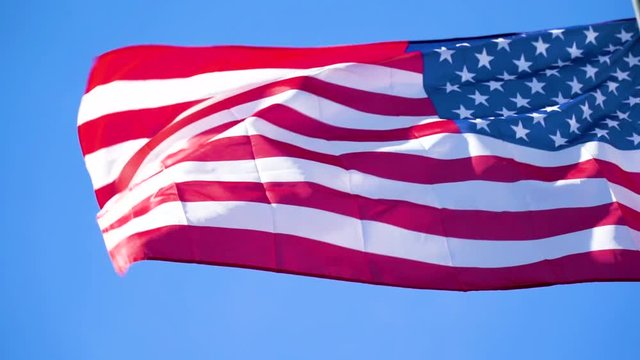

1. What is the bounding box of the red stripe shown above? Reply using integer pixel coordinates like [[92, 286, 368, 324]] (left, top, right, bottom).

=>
[[93, 133, 640, 208], [161, 119, 458, 168], [108, 225, 640, 291], [249, 103, 441, 141], [86, 42, 421, 91], [101, 179, 638, 241], [111, 76, 436, 195], [78, 100, 201, 156], [78, 77, 434, 155], [165, 134, 640, 191], [96, 182, 117, 208], [79, 76, 434, 156]]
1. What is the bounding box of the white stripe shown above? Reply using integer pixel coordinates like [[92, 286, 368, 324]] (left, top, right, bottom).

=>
[[82, 87, 438, 188], [96, 156, 640, 230], [90, 116, 640, 191], [78, 63, 426, 125], [609, 183, 640, 210], [245, 119, 640, 172], [85, 118, 640, 196], [121, 89, 438, 186], [83, 139, 147, 189], [102, 200, 640, 267]]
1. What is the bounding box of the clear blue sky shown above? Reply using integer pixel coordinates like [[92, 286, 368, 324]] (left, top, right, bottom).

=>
[[1, 1, 638, 359]]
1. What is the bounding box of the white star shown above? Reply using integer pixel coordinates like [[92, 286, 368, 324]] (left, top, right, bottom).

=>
[[510, 93, 530, 108], [584, 26, 599, 45], [498, 71, 517, 81], [580, 101, 593, 120], [532, 37, 550, 56], [616, 110, 630, 121], [605, 81, 619, 95], [442, 82, 460, 93], [624, 53, 640, 67], [456, 66, 476, 82], [592, 89, 606, 108], [544, 68, 560, 77], [543, 104, 561, 112], [566, 42, 583, 58], [566, 115, 580, 133], [592, 128, 609, 139], [485, 80, 504, 91], [453, 105, 474, 119], [554, 59, 571, 68], [581, 64, 598, 80], [526, 78, 546, 94], [628, 133, 640, 145], [496, 107, 516, 117], [598, 54, 611, 65], [549, 130, 567, 147], [612, 68, 630, 81], [470, 118, 490, 131], [492, 37, 511, 51], [529, 112, 546, 126], [511, 121, 530, 140], [616, 28, 634, 42], [605, 44, 622, 53], [475, 48, 494, 69], [603, 118, 620, 130], [468, 90, 489, 105], [566, 77, 583, 95], [549, 29, 565, 39], [513, 54, 533, 72], [435, 47, 455, 63], [624, 96, 640, 106], [552, 92, 571, 104]]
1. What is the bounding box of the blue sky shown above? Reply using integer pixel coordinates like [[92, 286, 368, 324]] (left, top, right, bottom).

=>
[[1, 1, 638, 359]]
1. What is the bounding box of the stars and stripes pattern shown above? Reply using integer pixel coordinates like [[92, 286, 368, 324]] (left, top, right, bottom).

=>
[[78, 19, 640, 291]]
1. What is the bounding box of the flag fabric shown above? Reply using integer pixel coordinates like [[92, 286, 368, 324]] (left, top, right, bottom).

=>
[[78, 18, 640, 291]]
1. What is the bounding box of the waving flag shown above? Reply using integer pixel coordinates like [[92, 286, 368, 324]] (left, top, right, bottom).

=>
[[78, 18, 640, 290]]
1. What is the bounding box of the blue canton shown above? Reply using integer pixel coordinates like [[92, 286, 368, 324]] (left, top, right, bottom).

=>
[[408, 19, 640, 151]]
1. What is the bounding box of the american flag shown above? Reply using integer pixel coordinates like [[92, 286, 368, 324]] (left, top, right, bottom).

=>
[[78, 18, 640, 290]]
